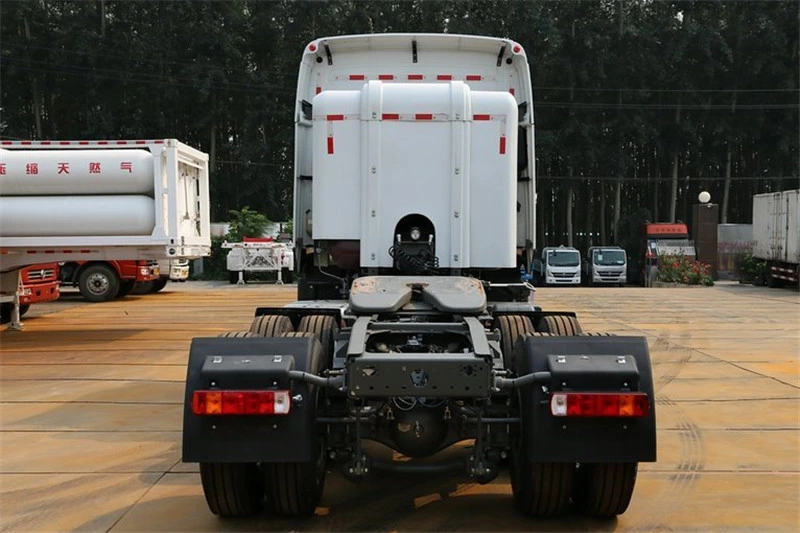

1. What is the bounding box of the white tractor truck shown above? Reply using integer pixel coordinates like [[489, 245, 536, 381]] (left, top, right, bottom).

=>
[[182, 34, 656, 521]]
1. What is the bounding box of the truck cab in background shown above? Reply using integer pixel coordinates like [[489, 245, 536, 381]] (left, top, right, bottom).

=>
[[583, 246, 627, 286], [132, 258, 190, 294], [641, 222, 696, 286], [59, 259, 159, 302], [532, 246, 581, 286], [0, 262, 60, 324]]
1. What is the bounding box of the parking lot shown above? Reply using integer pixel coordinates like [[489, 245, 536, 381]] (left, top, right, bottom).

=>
[[1, 282, 798, 532]]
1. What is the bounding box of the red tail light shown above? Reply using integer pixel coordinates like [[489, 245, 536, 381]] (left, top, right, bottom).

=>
[[192, 390, 291, 416], [550, 392, 650, 417]]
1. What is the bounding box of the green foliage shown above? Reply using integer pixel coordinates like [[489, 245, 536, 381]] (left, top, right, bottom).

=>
[[226, 206, 269, 241], [191, 235, 228, 281], [740, 253, 768, 285], [282, 218, 294, 236], [657, 254, 714, 286]]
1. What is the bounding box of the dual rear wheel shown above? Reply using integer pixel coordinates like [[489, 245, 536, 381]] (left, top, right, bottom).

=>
[[499, 314, 638, 518], [200, 315, 336, 518]]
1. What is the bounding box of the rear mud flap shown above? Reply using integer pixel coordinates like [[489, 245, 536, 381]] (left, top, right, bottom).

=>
[[516, 335, 656, 463], [182, 337, 322, 463]]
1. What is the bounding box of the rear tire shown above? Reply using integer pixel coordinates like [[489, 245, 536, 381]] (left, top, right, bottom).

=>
[[130, 281, 154, 295], [264, 442, 326, 516], [78, 264, 119, 302], [496, 315, 534, 371], [0, 303, 28, 324], [116, 280, 136, 298], [510, 450, 574, 517], [217, 331, 256, 338], [573, 462, 638, 518], [199, 462, 265, 517], [249, 315, 293, 337], [297, 315, 338, 364], [537, 315, 582, 335]]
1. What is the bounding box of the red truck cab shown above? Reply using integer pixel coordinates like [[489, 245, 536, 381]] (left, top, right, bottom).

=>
[[0, 262, 60, 324], [641, 223, 696, 285], [59, 260, 159, 302]]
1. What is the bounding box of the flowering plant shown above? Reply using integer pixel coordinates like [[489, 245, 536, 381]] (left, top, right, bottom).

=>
[[657, 254, 714, 286]]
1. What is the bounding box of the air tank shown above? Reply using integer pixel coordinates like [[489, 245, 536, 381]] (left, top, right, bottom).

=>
[[0, 196, 156, 236], [0, 149, 154, 196]]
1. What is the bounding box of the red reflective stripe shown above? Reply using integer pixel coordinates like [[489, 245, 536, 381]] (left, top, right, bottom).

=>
[[40, 141, 51, 145], [382, 113, 400, 120], [349, 74, 366, 80], [21, 141, 32, 145], [499, 136, 506, 154], [509, 88, 516, 96], [59, 141, 70, 145], [135, 140, 147, 144], [466, 75, 482, 81], [437, 74, 452, 81], [316, 86, 322, 94], [326, 114, 344, 121], [80, 250, 91, 253], [116, 141, 127, 145], [78, 141, 89, 145], [407, 74, 424, 80], [378, 74, 394, 80], [1, 141, 11, 145], [415, 114, 433, 121], [153, 139, 165, 144], [327, 136, 334, 154], [98, 141, 109, 145], [473, 114, 491, 121]]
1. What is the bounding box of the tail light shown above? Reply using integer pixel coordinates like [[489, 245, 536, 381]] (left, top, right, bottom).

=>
[[192, 390, 291, 416], [550, 392, 650, 417]]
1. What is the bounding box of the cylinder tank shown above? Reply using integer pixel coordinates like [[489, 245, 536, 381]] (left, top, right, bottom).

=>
[[0, 196, 156, 236], [0, 149, 154, 196]]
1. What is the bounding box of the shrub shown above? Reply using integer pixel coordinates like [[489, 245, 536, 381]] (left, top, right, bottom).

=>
[[740, 253, 768, 285], [657, 254, 714, 286]]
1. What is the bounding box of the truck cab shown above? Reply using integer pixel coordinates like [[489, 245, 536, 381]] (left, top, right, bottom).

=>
[[0, 262, 60, 324], [532, 246, 581, 286], [584, 246, 627, 286], [182, 33, 656, 523], [641, 222, 696, 286]]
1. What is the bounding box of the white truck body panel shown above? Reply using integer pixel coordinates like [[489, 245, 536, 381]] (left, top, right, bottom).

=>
[[312, 81, 517, 269], [752, 189, 800, 265], [294, 34, 536, 266], [0, 139, 211, 271]]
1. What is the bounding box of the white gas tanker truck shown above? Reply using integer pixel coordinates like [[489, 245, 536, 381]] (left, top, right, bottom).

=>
[[181, 34, 657, 522], [0, 139, 211, 327]]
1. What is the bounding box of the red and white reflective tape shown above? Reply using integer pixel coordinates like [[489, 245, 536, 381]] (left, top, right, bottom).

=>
[[25, 250, 94, 254], [0, 140, 166, 147], [328, 74, 489, 83]]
